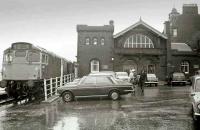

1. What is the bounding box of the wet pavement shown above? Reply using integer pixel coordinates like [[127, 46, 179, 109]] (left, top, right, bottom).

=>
[[0, 85, 199, 130]]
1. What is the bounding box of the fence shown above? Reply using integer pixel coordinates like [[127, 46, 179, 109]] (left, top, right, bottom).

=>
[[43, 73, 74, 101]]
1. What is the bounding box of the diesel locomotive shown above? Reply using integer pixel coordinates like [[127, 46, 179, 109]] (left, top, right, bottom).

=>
[[1, 42, 74, 100]]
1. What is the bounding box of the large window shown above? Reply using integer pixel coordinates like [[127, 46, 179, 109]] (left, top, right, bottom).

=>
[[173, 29, 178, 37], [124, 34, 154, 48], [180, 61, 189, 74], [85, 38, 90, 45], [101, 38, 105, 45], [147, 64, 155, 74], [93, 38, 97, 45], [90, 60, 99, 72]]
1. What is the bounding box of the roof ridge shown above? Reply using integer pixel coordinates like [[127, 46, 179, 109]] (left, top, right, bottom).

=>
[[114, 20, 167, 39]]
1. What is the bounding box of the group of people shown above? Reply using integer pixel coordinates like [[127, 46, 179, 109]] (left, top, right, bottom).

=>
[[129, 69, 146, 92]]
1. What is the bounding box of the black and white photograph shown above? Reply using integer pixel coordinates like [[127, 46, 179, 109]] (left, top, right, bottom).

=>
[[0, 0, 200, 129]]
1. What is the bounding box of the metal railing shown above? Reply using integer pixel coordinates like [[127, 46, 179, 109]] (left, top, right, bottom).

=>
[[43, 73, 74, 101]]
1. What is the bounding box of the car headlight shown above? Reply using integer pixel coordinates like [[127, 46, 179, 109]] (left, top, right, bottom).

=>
[[198, 104, 200, 110]]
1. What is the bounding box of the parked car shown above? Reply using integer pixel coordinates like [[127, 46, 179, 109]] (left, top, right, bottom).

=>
[[57, 75, 134, 102], [191, 75, 200, 121], [115, 72, 130, 82], [145, 74, 158, 86], [167, 72, 187, 86]]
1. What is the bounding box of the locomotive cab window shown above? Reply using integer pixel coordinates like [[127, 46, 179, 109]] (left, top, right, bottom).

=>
[[42, 54, 48, 64], [4, 53, 13, 62], [28, 52, 40, 62]]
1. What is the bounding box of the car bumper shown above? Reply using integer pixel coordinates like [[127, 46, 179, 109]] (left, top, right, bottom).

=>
[[145, 82, 158, 84], [171, 81, 186, 83], [194, 112, 200, 116]]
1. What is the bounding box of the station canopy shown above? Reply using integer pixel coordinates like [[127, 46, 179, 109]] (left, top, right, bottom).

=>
[[171, 43, 192, 52]]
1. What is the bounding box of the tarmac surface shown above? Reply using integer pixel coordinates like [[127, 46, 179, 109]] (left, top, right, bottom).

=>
[[0, 85, 199, 130]]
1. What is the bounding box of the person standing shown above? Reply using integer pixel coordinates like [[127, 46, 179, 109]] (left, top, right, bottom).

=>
[[139, 70, 146, 92], [129, 69, 137, 95], [129, 69, 136, 84]]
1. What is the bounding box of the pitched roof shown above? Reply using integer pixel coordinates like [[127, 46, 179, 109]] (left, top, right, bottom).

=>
[[171, 43, 192, 52], [114, 19, 168, 39]]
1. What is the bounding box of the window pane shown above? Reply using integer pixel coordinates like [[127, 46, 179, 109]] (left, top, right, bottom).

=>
[[29, 52, 40, 62], [93, 38, 97, 45], [82, 77, 96, 84], [142, 35, 145, 43], [85, 38, 90, 45], [124, 34, 154, 48], [42, 54, 46, 63], [15, 51, 26, 57], [96, 77, 113, 85], [91, 60, 99, 72], [101, 38, 105, 45], [5, 53, 13, 62]]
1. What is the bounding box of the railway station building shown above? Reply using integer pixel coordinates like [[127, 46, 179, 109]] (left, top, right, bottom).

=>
[[77, 4, 200, 80]]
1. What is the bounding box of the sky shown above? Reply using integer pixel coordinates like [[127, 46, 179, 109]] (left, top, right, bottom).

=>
[[0, 0, 199, 71]]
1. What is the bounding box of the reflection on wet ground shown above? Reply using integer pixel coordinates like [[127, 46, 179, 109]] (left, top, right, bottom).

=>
[[0, 85, 198, 130]]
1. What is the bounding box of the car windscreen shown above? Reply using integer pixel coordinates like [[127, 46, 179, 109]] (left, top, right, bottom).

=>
[[195, 79, 200, 92]]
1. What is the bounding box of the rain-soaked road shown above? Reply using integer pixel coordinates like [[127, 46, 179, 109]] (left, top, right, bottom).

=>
[[0, 85, 199, 130]]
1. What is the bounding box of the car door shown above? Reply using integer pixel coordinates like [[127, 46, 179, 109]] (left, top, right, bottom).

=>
[[95, 76, 115, 95], [75, 76, 97, 96]]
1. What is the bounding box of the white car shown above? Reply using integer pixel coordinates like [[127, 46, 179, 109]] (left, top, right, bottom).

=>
[[116, 72, 130, 82], [145, 74, 158, 86], [191, 75, 200, 121]]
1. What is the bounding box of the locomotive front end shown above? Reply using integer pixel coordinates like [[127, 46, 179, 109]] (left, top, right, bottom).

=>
[[1, 42, 43, 99], [2, 43, 41, 81]]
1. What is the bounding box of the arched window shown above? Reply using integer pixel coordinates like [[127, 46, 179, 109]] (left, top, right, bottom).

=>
[[181, 61, 189, 74], [85, 38, 90, 45], [124, 34, 154, 48], [93, 38, 97, 45], [90, 60, 99, 72], [101, 38, 105, 45]]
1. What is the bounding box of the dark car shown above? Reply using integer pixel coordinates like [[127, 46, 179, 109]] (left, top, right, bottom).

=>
[[167, 72, 187, 86], [191, 75, 200, 121], [57, 75, 134, 102]]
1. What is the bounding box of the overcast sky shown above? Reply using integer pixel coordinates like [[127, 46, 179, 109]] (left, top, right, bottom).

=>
[[0, 0, 199, 70]]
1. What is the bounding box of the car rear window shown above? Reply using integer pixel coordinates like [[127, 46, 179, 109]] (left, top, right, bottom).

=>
[[173, 73, 185, 77]]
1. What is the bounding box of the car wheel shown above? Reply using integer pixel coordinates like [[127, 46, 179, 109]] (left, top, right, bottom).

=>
[[109, 90, 120, 101], [192, 106, 197, 121], [62, 91, 73, 102]]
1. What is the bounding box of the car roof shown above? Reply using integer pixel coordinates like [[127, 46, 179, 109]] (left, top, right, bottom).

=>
[[89, 71, 115, 75]]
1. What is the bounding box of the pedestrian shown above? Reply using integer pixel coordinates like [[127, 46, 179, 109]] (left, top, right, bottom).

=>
[[129, 69, 136, 84], [139, 70, 146, 92]]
